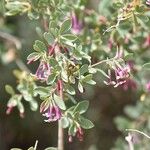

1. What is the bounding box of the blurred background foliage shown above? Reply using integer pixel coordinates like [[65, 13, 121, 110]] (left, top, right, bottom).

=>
[[1, 0, 150, 150]]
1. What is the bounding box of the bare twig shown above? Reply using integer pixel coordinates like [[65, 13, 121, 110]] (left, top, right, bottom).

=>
[[126, 129, 150, 139], [34, 140, 38, 150], [91, 58, 114, 68]]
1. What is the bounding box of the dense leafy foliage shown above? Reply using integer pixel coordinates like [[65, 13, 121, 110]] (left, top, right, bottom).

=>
[[1, 0, 150, 149]]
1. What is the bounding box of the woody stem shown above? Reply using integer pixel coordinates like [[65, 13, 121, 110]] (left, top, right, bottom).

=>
[[58, 120, 64, 150], [57, 79, 64, 150]]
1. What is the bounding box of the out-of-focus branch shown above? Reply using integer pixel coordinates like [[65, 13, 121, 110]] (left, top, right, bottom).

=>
[[15, 58, 30, 73], [0, 30, 30, 73], [0, 30, 22, 49], [126, 129, 150, 139]]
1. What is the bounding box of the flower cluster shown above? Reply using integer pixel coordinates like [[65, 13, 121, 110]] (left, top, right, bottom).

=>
[[40, 100, 62, 122], [104, 65, 130, 87]]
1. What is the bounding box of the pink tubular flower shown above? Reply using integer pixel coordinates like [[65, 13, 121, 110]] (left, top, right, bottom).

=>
[[146, 81, 150, 92], [104, 65, 130, 88], [114, 65, 130, 87], [6, 106, 13, 115], [108, 38, 113, 50], [42, 105, 62, 122], [48, 43, 57, 56], [35, 61, 51, 81], [68, 125, 83, 142], [146, 0, 150, 6], [68, 126, 84, 142], [76, 127, 84, 141], [57, 79, 63, 98], [71, 12, 83, 35], [143, 35, 150, 47]]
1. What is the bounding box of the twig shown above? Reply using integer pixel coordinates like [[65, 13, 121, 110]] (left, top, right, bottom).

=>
[[34, 140, 38, 150], [91, 58, 113, 68], [126, 129, 150, 139]]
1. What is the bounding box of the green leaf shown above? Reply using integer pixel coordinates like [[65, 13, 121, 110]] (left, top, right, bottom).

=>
[[47, 73, 57, 85], [143, 62, 150, 70], [29, 100, 38, 111], [49, 20, 57, 30], [82, 74, 93, 82], [80, 64, 89, 75], [53, 94, 66, 110], [60, 19, 72, 34], [34, 87, 49, 96], [17, 101, 24, 114], [88, 67, 97, 74], [137, 15, 149, 23], [61, 117, 70, 128], [10, 148, 22, 150], [73, 100, 89, 114], [61, 34, 77, 41], [27, 52, 41, 62], [68, 123, 76, 136], [66, 85, 75, 95], [65, 93, 77, 104], [78, 82, 84, 93], [112, 2, 123, 9], [44, 147, 58, 150], [34, 40, 47, 52], [124, 52, 133, 61], [44, 32, 54, 44], [5, 85, 15, 95], [27, 147, 34, 150], [79, 116, 94, 129], [86, 80, 96, 85], [49, 58, 58, 67]]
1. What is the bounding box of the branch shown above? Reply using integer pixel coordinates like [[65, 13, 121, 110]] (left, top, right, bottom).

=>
[[58, 120, 64, 150], [0, 30, 22, 49], [126, 129, 150, 139]]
